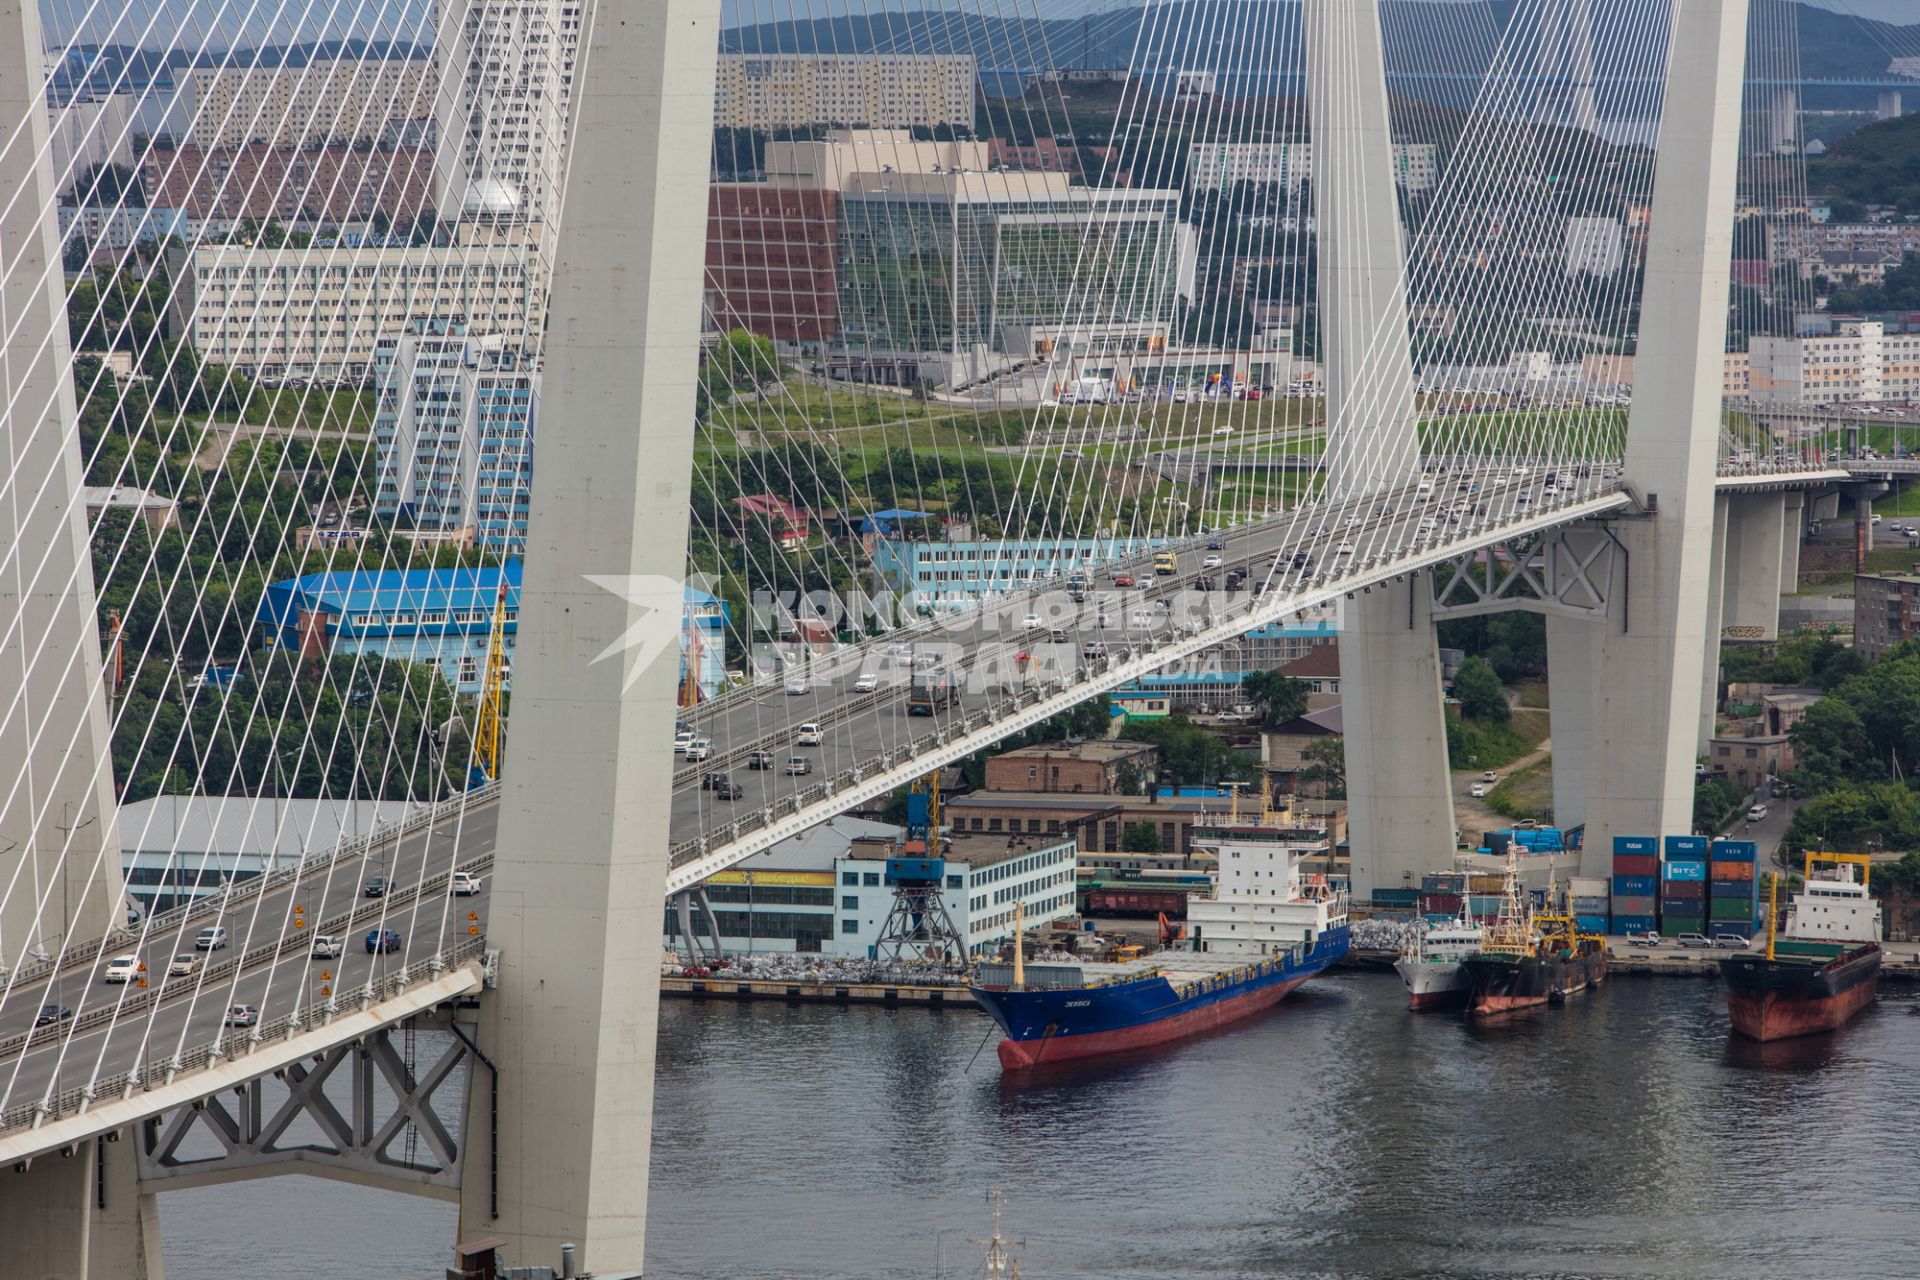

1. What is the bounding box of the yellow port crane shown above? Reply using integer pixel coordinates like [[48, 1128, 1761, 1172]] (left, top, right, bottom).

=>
[[468, 582, 510, 788]]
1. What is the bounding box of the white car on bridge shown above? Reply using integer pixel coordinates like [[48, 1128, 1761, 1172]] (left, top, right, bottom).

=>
[[103, 955, 140, 984]]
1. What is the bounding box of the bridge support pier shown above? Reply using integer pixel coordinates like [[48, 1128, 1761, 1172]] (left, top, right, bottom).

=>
[[1782, 492, 1804, 590], [0, 1131, 163, 1279], [1722, 493, 1788, 640], [1544, 615, 1595, 835], [1342, 582, 1457, 900], [1850, 482, 1886, 570], [1699, 496, 1731, 751], [1579, 0, 1750, 875], [1879, 90, 1904, 122]]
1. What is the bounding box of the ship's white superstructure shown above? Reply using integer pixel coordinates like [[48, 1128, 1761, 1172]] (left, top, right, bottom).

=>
[[1395, 918, 1483, 1010], [1784, 864, 1880, 943], [1186, 822, 1347, 958]]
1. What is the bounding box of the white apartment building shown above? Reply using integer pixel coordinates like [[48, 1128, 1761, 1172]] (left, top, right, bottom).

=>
[[165, 234, 544, 378], [713, 53, 975, 131], [176, 58, 435, 150], [1748, 320, 1920, 404], [433, 0, 581, 234], [372, 319, 537, 551], [1185, 141, 1439, 195]]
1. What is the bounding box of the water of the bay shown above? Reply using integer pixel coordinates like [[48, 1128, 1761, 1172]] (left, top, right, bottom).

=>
[[158, 972, 1920, 1279]]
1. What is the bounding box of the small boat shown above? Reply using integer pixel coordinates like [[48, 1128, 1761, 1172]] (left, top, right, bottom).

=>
[[1721, 853, 1881, 1042], [1395, 908, 1483, 1011]]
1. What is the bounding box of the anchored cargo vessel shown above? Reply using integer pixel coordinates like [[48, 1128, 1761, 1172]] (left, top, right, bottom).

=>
[[1461, 853, 1606, 1015], [1721, 854, 1882, 1042], [970, 814, 1347, 1070]]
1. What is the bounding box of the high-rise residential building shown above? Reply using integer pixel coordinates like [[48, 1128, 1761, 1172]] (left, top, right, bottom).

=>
[[372, 320, 536, 550], [1184, 141, 1440, 195], [138, 144, 437, 226], [165, 233, 545, 378], [712, 53, 975, 132], [432, 0, 581, 235], [175, 57, 435, 151]]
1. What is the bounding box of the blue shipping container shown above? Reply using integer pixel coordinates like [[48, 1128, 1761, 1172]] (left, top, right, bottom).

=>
[[1612, 914, 1657, 935], [1663, 860, 1707, 881], [1613, 835, 1658, 854], [1708, 921, 1755, 940], [1710, 840, 1758, 862], [1575, 914, 1610, 933], [1613, 874, 1656, 896], [1373, 889, 1420, 905], [1665, 835, 1710, 856], [1710, 880, 1757, 899]]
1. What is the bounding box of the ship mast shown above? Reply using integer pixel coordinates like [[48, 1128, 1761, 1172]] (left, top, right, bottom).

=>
[[972, 1186, 1023, 1280]]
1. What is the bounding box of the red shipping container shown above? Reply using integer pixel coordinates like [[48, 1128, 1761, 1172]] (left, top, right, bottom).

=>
[[1422, 894, 1464, 914], [1710, 860, 1754, 882], [1612, 854, 1658, 877], [1662, 880, 1706, 900]]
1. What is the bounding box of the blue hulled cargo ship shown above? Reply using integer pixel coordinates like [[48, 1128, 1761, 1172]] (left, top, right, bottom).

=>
[[970, 815, 1348, 1070]]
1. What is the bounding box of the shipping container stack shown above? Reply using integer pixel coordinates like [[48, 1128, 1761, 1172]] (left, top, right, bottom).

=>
[[1707, 839, 1760, 940], [1610, 835, 1659, 935], [1569, 875, 1610, 934], [1371, 887, 1420, 916], [1660, 835, 1710, 936], [1419, 872, 1466, 926]]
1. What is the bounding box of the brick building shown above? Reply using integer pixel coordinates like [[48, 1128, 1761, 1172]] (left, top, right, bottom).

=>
[[982, 740, 1158, 795], [705, 185, 840, 343]]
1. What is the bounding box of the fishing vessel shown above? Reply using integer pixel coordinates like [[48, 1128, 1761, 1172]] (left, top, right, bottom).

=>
[[1721, 853, 1882, 1042], [969, 808, 1347, 1070], [1395, 905, 1483, 1011], [1461, 854, 1606, 1015]]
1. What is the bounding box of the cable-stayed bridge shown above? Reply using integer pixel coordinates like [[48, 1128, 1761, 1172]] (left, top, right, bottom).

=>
[[0, 0, 1887, 1273]]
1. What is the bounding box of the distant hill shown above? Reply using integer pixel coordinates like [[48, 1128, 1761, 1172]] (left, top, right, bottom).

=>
[[1806, 112, 1920, 213]]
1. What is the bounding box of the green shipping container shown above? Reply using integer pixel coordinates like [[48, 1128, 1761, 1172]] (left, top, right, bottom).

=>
[[1662, 917, 1705, 935], [1710, 899, 1754, 922]]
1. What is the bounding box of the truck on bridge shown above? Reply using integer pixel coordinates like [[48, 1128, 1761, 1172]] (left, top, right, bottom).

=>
[[907, 674, 958, 716]]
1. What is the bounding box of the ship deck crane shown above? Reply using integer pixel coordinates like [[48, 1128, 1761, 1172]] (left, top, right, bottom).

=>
[[467, 581, 510, 789]]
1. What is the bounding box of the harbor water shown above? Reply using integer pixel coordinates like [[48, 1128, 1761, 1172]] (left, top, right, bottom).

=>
[[161, 973, 1920, 1278]]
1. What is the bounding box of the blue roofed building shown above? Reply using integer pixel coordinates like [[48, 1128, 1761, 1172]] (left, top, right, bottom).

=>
[[257, 560, 730, 698]]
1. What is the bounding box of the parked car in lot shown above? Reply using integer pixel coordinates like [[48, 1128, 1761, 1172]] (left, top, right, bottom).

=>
[[450, 870, 482, 896], [746, 750, 774, 770], [35, 1004, 71, 1027], [1481, 771, 1498, 783], [224, 1004, 260, 1028], [103, 955, 140, 984], [167, 953, 200, 977], [1625, 931, 1662, 948], [310, 935, 344, 959], [363, 876, 389, 898], [1712, 933, 1751, 949], [785, 757, 814, 776], [1469, 783, 1487, 798], [365, 929, 403, 954], [1673, 932, 1712, 949], [195, 926, 228, 950]]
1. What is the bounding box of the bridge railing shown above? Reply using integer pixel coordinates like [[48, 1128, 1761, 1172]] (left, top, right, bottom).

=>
[[0, 933, 489, 1136], [1, 782, 502, 995]]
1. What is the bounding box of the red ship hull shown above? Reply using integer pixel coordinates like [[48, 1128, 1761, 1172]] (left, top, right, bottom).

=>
[[995, 975, 1308, 1070], [1725, 962, 1879, 1041], [1407, 986, 1468, 1011]]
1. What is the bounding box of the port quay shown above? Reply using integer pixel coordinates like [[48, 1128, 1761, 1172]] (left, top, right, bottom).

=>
[[9, 0, 1920, 1276]]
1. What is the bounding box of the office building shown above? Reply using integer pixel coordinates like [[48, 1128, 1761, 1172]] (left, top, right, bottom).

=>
[[713, 53, 975, 131], [671, 818, 1077, 957], [164, 236, 544, 379], [983, 740, 1158, 795], [372, 320, 536, 550], [705, 185, 840, 343]]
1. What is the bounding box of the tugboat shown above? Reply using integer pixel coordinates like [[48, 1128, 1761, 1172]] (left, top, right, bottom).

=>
[[1395, 900, 1483, 1011], [969, 796, 1347, 1069], [1721, 853, 1882, 1042], [1461, 854, 1607, 1015]]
